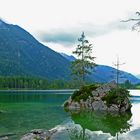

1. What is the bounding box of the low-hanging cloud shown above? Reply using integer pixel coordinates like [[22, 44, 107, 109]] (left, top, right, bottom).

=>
[[40, 32, 78, 46], [38, 19, 132, 46]]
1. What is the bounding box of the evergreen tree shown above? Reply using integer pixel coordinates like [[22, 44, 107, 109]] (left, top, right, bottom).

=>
[[71, 32, 96, 83], [124, 80, 132, 89]]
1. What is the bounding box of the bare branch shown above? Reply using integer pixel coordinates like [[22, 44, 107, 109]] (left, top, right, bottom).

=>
[[121, 18, 140, 22], [119, 62, 126, 65], [136, 12, 140, 16]]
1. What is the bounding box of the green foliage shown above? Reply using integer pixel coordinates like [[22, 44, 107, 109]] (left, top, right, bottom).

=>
[[0, 21, 71, 80], [0, 76, 84, 90], [124, 82, 140, 89], [71, 32, 96, 82], [71, 111, 132, 137], [134, 83, 140, 89], [102, 87, 130, 107], [124, 80, 132, 89], [64, 101, 69, 108], [69, 127, 89, 140], [71, 84, 99, 102], [119, 80, 134, 89]]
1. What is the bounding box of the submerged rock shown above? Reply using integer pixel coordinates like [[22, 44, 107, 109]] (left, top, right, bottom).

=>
[[20, 129, 57, 140], [0, 133, 16, 140], [0, 110, 7, 113], [64, 81, 132, 113]]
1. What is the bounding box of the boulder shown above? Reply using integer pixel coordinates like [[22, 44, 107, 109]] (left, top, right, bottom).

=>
[[68, 102, 80, 110], [0, 133, 16, 140], [108, 104, 119, 112], [20, 129, 56, 140], [92, 81, 117, 97], [64, 81, 131, 113], [92, 100, 107, 111]]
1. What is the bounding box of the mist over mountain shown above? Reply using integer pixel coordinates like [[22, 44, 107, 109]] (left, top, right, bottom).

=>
[[0, 20, 140, 84]]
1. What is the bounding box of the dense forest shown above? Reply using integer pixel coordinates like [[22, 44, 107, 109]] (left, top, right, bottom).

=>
[[0, 76, 139, 90], [0, 76, 83, 89]]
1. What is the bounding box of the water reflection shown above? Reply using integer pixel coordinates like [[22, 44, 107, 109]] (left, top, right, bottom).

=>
[[0, 92, 70, 139], [0, 92, 70, 103], [69, 111, 132, 139], [0, 90, 139, 140]]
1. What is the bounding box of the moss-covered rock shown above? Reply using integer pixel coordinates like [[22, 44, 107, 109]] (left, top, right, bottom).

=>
[[71, 84, 99, 102], [64, 81, 132, 113], [102, 88, 130, 106]]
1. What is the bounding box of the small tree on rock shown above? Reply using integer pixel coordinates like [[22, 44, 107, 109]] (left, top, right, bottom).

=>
[[71, 32, 96, 84]]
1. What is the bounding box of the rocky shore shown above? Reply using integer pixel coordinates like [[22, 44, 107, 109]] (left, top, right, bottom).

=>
[[64, 81, 132, 112], [20, 129, 57, 140], [1, 128, 66, 140]]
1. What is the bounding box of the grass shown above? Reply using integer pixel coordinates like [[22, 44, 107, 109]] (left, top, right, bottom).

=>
[[102, 87, 130, 107], [71, 84, 99, 102]]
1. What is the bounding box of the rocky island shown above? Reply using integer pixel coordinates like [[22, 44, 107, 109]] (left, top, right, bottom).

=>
[[64, 81, 132, 112]]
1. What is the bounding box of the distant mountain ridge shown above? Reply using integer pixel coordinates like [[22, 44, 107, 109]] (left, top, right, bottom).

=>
[[136, 74, 140, 79], [90, 65, 140, 84], [60, 53, 75, 61], [0, 20, 140, 84], [61, 53, 140, 84]]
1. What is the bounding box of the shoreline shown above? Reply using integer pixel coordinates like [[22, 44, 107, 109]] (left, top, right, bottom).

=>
[[0, 89, 76, 93]]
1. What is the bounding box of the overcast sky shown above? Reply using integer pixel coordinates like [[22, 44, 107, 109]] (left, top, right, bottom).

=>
[[1, 0, 140, 75]]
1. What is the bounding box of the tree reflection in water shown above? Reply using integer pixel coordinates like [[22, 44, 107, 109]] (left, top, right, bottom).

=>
[[68, 111, 132, 140]]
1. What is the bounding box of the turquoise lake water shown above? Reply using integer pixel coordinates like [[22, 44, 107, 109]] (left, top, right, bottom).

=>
[[0, 90, 140, 140]]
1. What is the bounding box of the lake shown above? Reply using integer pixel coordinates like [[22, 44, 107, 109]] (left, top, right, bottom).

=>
[[0, 90, 140, 140]]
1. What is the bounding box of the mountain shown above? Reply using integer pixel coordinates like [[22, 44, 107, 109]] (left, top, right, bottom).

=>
[[0, 19, 70, 80], [0, 20, 140, 84], [61, 53, 140, 84], [136, 74, 140, 79], [90, 65, 140, 84], [60, 53, 76, 61]]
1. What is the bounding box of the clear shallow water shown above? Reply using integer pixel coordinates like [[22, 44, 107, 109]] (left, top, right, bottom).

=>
[[0, 92, 70, 139], [0, 90, 140, 140]]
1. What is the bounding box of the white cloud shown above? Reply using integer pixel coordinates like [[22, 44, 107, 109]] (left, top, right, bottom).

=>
[[0, 0, 140, 74], [94, 30, 140, 74], [1, 0, 140, 32]]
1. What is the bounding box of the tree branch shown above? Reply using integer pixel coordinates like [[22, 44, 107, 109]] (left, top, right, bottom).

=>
[[121, 18, 140, 22]]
